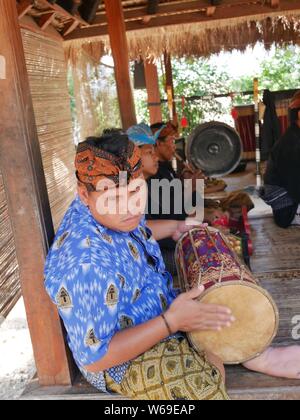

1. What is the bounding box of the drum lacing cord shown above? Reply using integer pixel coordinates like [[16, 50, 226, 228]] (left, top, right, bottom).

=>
[[190, 227, 251, 285], [188, 230, 203, 288], [218, 230, 250, 282]]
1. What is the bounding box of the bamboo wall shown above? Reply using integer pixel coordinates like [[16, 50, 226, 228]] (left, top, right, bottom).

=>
[[0, 171, 20, 319], [22, 29, 76, 229], [0, 30, 76, 318]]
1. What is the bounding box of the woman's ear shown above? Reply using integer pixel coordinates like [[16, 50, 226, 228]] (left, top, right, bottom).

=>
[[77, 183, 89, 207]]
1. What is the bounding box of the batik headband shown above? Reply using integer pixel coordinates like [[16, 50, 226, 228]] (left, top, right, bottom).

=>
[[75, 139, 142, 191]]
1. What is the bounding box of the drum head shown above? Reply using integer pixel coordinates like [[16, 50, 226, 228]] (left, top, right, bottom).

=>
[[189, 282, 279, 364], [186, 122, 243, 177]]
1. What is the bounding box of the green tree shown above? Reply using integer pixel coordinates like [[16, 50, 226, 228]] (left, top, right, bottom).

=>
[[231, 45, 300, 104], [134, 57, 233, 132]]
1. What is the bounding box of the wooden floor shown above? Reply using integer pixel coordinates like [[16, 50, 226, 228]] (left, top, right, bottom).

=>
[[22, 164, 300, 400]]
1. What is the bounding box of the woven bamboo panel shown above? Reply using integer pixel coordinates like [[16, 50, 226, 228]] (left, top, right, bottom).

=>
[[22, 29, 76, 230], [0, 171, 21, 319], [0, 31, 76, 318]]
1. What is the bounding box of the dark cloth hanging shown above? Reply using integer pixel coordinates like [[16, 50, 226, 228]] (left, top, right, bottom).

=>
[[260, 89, 281, 161], [264, 122, 300, 203]]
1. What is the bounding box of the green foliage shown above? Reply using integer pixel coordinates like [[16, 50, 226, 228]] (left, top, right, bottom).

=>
[[134, 45, 300, 131], [69, 45, 300, 136], [170, 58, 231, 129], [231, 45, 300, 104]]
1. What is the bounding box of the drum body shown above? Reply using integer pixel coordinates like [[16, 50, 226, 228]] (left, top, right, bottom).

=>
[[175, 228, 279, 364]]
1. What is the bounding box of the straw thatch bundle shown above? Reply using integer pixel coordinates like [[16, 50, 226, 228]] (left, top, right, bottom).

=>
[[64, 14, 300, 62]]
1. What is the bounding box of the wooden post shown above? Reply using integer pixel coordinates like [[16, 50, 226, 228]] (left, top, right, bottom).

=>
[[0, 0, 73, 386], [163, 52, 177, 125], [104, 0, 137, 130], [144, 59, 163, 125]]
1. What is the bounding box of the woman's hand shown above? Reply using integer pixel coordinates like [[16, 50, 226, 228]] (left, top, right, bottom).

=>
[[165, 287, 235, 333]]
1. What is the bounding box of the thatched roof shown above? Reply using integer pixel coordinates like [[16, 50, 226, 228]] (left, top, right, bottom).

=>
[[64, 11, 300, 63]]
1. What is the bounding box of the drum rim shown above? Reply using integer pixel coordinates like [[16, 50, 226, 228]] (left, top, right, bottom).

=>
[[188, 281, 280, 365], [174, 228, 280, 365]]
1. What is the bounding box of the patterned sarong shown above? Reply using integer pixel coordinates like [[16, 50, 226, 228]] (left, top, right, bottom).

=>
[[105, 338, 229, 400]]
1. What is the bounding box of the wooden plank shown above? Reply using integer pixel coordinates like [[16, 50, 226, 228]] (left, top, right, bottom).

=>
[[250, 218, 300, 274], [65, 0, 300, 40], [0, 0, 73, 386], [144, 60, 163, 125], [103, 0, 137, 130]]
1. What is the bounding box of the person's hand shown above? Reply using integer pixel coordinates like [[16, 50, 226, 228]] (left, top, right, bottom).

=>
[[165, 287, 235, 333], [182, 166, 206, 180], [171, 221, 208, 241]]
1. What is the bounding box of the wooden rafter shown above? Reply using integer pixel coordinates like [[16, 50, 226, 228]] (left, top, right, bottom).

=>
[[38, 12, 56, 31], [41, 0, 89, 26], [65, 0, 300, 40], [17, 0, 34, 19], [93, 0, 213, 26], [62, 19, 80, 36]]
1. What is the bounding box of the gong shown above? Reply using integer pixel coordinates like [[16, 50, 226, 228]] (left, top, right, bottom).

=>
[[186, 122, 243, 177]]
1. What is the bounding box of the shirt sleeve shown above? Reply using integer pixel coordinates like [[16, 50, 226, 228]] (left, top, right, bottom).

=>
[[46, 263, 121, 368]]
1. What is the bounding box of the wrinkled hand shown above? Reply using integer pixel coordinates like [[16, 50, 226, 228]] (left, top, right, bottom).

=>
[[165, 287, 235, 333]]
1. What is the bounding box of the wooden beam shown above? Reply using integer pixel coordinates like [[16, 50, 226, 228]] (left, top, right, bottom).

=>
[[93, 0, 210, 26], [164, 52, 177, 124], [92, 0, 281, 26], [144, 60, 163, 125], [103, 0, 137, 130], [0, 0, 74, 386], [65, 0, 300, 40], [20, 15, 64, 42], [17, 0, 34, 19], [38, 12, 56, 31], [39, 0, 90, 26], [62, 19, 80, 36]]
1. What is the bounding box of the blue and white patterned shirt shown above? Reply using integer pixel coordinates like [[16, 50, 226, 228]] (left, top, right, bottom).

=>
[[44, 196, 178, 392]]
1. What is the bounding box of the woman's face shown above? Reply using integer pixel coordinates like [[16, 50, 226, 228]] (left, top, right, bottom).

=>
[[140, 145, 159, 178]]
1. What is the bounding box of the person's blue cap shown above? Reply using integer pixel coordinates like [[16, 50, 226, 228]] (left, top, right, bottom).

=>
[[127, 123, 161, 146]]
